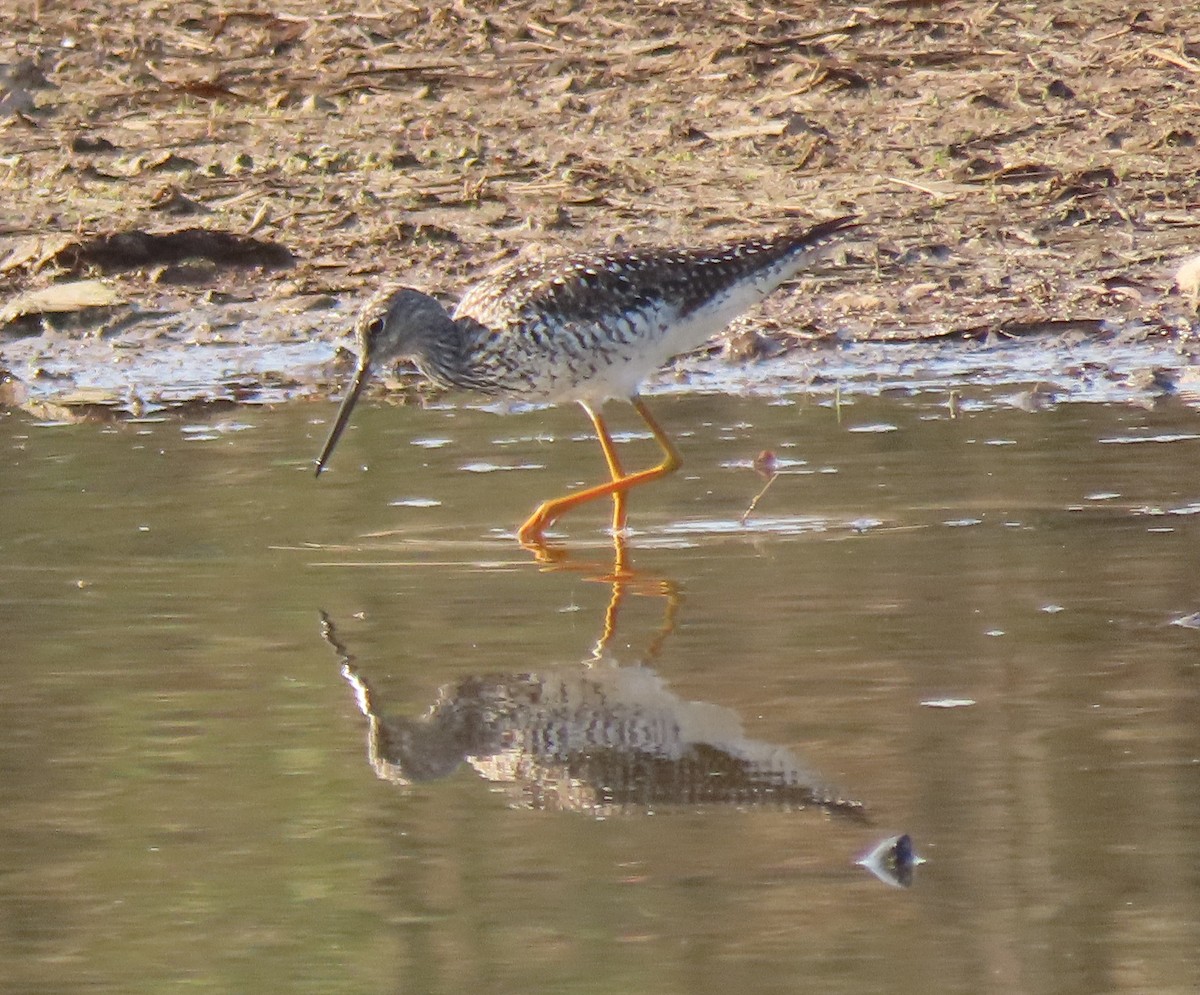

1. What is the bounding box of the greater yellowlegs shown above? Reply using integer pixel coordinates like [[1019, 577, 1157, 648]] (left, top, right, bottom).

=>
[[315, 216, 857, 543]]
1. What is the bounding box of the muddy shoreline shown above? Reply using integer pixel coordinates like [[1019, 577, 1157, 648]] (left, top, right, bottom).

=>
[[2, 1, 1198, 418]]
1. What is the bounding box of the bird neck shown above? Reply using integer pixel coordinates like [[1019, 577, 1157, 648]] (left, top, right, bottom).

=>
[[418, 315, 497, 392], [397, 303, 467, 389]]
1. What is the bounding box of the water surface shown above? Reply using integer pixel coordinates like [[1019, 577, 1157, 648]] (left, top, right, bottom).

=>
[[3, 383, 1199, 994]]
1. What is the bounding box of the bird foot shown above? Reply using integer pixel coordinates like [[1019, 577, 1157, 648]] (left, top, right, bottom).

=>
[[516, 504, 556, 547]]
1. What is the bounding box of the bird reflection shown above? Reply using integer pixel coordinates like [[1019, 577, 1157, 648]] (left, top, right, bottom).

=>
[[320, 565, 867, 821]]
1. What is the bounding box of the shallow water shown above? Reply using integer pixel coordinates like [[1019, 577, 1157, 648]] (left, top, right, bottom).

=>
[[3, 382, 1200, 995]]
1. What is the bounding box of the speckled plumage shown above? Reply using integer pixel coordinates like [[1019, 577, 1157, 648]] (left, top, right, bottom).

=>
[[316, 216, 858, 542], [411, 214, 857, 402]]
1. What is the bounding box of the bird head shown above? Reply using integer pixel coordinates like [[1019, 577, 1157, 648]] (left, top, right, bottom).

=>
[[314, 289, 451, 476]]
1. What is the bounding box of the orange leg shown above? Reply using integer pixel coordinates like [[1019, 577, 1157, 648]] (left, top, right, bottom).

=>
[[581, 401, 628, 535], [517, 395, 682, 545]]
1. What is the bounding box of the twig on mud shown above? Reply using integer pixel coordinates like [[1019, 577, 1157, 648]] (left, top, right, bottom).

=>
[[883, 176, 960, 201], [950, 318, 1108, 342], [1146, 47, 1200, 75]]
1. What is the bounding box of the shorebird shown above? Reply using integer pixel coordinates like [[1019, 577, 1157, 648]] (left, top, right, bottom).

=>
[[315, 216, 857, 544]]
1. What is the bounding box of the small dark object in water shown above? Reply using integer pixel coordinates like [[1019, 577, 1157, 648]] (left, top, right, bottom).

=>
[[856, 832, 925, 888]]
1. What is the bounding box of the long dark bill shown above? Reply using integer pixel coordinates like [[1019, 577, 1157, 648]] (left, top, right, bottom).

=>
[[314, 363, 369, 476]]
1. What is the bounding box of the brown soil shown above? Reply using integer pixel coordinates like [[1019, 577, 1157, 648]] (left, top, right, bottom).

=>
[[1, 1, 1199, 413]]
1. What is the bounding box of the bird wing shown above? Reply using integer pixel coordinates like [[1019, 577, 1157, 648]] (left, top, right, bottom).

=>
[[452, 216, 857, 336]]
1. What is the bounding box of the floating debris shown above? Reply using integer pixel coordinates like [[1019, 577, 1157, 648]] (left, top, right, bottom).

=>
[[740, 448, 780, 525], [857, 833, 925, 888]]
